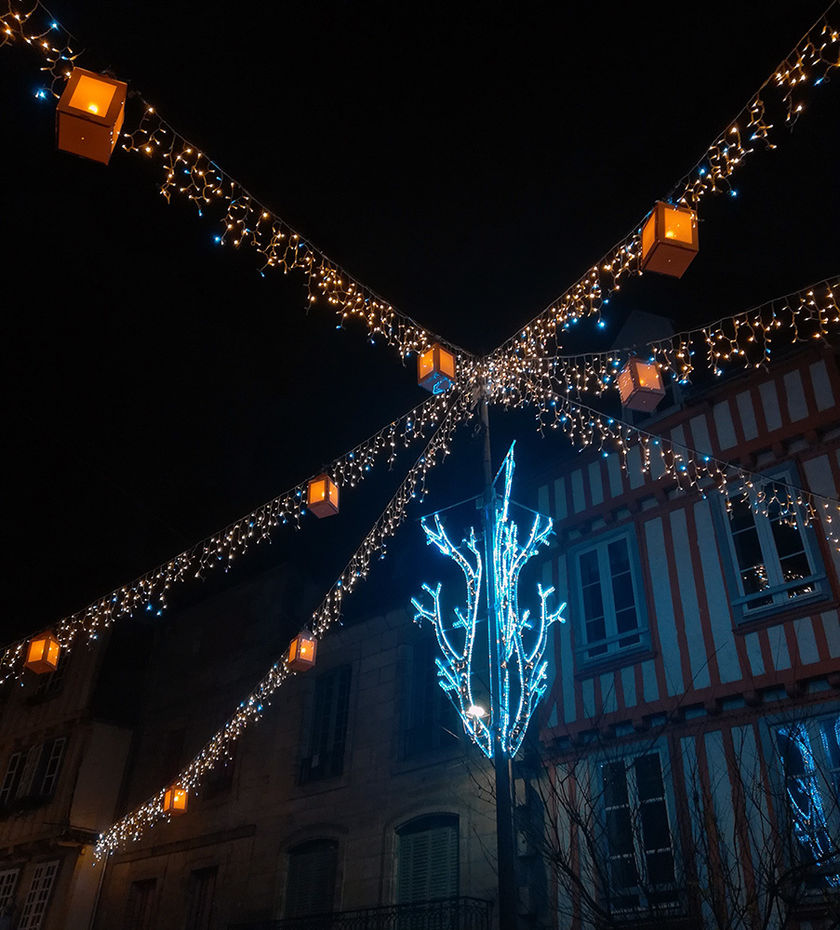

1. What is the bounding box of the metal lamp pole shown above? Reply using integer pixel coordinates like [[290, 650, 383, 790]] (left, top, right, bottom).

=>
[[479, 395, 518, 930]]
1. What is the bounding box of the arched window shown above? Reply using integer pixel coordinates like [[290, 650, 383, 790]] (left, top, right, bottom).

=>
[[285, 838, 339, 918], [395, 814, 458, 903]]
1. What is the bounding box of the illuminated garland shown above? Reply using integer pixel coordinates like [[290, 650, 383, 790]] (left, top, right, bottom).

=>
[[512, 388, 840, 550], [490, 278, 839, 406], [0, 389, 470, 684], [489, 5, 839, 363], [0, 1, 472, 370], [94, 388, 472, 858], [412, 444, 565, 758]]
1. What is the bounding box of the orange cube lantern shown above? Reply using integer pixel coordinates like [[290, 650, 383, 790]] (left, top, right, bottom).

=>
[[24, 632, 61, 674], [288, 631, 317, 672], [307, 474, 339, 518], [640, 202, 699, 278], [417, 344, 456, 394], [56, 68, 127, 165], [617, 358, 666, 412], [163, 784, 188, 816]]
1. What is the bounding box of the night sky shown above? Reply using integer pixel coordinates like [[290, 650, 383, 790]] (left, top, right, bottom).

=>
[[1, 1, 838, 644]]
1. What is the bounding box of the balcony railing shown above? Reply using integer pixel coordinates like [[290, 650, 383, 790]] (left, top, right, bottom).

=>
[[229, 896, 492, 930]]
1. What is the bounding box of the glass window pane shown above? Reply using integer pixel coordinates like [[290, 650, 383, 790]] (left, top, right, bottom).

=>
[[607, 539, 630, 575], [634, 755, 664, 801], [579, 550, 600, 586], [582, 584, 604, 621], [609, 856, 638, 890], [646, 850, 676, 885], [640, 801, 671, 849], [602, 762, 628, 806], [606, 809, 634, 855]]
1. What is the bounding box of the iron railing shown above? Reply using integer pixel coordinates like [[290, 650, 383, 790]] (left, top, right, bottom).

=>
[[229, 896, 492, 930]]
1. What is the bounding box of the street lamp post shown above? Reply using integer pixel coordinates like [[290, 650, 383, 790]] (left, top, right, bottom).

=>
[[479, 396, 518, 930]]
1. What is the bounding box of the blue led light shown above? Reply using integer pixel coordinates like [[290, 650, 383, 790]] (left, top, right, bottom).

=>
[[412, 445, 565, 758], [34, 88, 48, 100]]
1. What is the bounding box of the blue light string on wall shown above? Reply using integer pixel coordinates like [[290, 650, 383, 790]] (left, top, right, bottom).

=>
[[412, 444, 565, 758]]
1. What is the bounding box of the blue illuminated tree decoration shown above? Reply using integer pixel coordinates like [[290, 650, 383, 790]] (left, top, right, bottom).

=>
[[412, 443, 565, 758]]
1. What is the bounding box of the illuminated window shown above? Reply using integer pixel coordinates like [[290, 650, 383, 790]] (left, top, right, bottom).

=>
[[299, 665, 351, 784], [719, 471, 827, 619], [600, 753, 678, 913], [572, 532, 649, 667], [285, 839, 338, 918], [396, 814, 458, 904], [774, 715, 840, 888]]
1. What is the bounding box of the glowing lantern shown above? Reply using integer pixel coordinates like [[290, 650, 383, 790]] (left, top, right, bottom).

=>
[[417, 344, 456, 394], [617, 358, 666, 412], [163, 784, 188, 816], [56, 68, 127, 165], [288, 631, 317, 672], [307, 475, 339, 518], [640, 202, 699, 277], [24, 632, 60, 674]]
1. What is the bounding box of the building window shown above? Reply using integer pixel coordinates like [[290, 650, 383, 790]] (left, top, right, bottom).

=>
[[401, 638, 458, 760], [0, 868, 20, 912], [299, 665, 352, 785], [774, 714, 840, 888], [572, 532, 648, 667], [396, 814, 459, 904], [17, 860, 59, 930], [0, 753, 22, 807], [124, 878, 157, 930], [2, 739, 66, 806], [285, 839, 338, 918], [720, 474, 827, 619], [184, 866, 217, 930], [600, 753, 678, 913]]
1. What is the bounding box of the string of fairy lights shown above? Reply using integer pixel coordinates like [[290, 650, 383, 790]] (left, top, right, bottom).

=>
[[530, 391, 840, 552], [488, 3, 840, 363], [489, 278, 839, 409], [94, 388, 470, 858], [0, 1, 473, 371], [2, 0, 839, 855], [0, 389, 459, 684]]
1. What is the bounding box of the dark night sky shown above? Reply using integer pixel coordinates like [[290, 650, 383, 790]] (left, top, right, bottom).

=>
[[1, 1, 838, 643]]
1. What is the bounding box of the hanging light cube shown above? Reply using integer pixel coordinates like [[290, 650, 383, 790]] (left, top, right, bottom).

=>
[[288, 631, 317, 671], [307, 474, 339, 518], [640, 202, 699, 277], [617, 358, 666, 411], [24, 631, 61, 674], [417, 344, 456, 394], [163, 784, 188, 816], [56, 68, 127, 165]]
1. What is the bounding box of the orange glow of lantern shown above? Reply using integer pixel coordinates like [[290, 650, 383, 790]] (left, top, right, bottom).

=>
[[163, 785, 188, 816], [640, 202, 699, 278], [24, 632, 61, 674], [417, 344, 456, 394], [617, 358, 666, 412], [307, 474, 339, 518], [288, 631, 317, 672], [56, 68, 127, 165]]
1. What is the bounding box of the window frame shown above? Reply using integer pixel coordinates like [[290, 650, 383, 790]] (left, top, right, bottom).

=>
[[595, 746, 681, 917], [298, 664, 352, 785], [17, 860, 59, 930], [569, 527, 651, 671], [395, 813, 459, 905], [400, 636, 459, 761], [766, 709, 840, 891], [714, 465, 829, 624], [284, 838, 339, 918]]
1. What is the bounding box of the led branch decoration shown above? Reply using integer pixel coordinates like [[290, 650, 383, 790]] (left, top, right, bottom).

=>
[[412, 444, 565, 758]]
